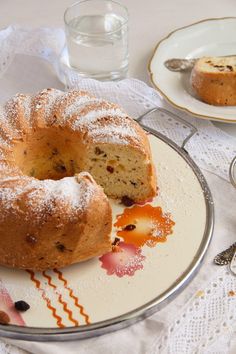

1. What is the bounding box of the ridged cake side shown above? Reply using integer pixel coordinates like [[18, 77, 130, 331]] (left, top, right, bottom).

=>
[[0, 88, 157, 270]]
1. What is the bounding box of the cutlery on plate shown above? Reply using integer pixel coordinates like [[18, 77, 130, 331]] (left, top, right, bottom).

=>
[[164, 58, 197, 72], [164, 54, 236, 72]]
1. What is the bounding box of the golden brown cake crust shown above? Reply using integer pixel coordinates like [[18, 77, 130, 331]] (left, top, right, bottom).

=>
[[0, 174, 112, 271], [0, 88, 157, 271]]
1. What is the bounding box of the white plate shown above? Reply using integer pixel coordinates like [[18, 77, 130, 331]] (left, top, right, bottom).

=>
[[0, 128, 213, 341], [149, 17, 236, 123]]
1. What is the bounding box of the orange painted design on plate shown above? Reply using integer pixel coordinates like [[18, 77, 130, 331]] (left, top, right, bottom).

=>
[[42, 271, 79, 326], [53, 269, 91, 325], [114, 204, 175, 247], [26, 270, 65, 328]]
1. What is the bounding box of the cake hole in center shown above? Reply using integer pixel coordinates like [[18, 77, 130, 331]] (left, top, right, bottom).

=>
[[12, 128, 84, 180]]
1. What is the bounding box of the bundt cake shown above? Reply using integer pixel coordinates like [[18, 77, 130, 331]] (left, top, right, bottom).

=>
[[0, 88, 156, 271]]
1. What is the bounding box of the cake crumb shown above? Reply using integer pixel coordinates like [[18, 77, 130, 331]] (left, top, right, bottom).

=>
[[228, 290, 235, 297], [196, 290, 204, 298]]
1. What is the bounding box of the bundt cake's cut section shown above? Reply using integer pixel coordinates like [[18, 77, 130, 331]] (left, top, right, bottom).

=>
[[84, 140, 156, 202], [0, 173, 112, 271], [191, 56, 236, 105]]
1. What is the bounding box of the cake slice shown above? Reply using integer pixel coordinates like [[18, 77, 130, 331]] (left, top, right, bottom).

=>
[[190, 56, 236, 105]]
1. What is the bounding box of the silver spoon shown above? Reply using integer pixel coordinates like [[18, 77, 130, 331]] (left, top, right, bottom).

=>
[[214, 242, 236, 266], [164, 54, 236, 72], [164, 58, 198, 72], [214, 156, 236, 274]]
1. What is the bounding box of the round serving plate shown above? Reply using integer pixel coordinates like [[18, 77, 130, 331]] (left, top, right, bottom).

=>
[[149, 17, 236, 123], [0, 129, 214, 341]]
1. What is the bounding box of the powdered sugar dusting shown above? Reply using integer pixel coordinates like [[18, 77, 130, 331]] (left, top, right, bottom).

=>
[[62, 95, 99, 119], [0, 105, 12, 130], [0, 105, 16, 142], [21, 95, 32, 125], [0, 124, 10, 148], [0, 174, 95, 220], [44, 90, 63, 119], [73, 108, 128, 129], [4, 95, 20, 127], [38, 176, 95, 210], [0, 105, 6, 124], [90, 122, 138, 144], [34, 89, 62, 120]]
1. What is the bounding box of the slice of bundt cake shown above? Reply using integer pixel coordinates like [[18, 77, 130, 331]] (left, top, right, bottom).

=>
[[191, 56, 236, 105]]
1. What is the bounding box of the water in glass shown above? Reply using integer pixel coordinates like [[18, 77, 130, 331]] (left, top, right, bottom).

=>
[[66, 13, 128, 80]]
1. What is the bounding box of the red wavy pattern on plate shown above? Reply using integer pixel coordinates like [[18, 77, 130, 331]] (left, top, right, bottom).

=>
[[42, 271, 79, 326], [53, 269, 91, 325], [0, 280, 25, 325], [26, 270, 65, 328]]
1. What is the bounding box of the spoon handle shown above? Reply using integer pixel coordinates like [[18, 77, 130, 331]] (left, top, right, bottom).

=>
[[230, 249, 236, 275], [214, 242, 236, 265], [164, 58, 198, 72], [164, 54, 236, 72]]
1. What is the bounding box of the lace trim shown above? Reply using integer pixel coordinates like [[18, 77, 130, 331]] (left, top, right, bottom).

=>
[[150, 268, 236, 354]]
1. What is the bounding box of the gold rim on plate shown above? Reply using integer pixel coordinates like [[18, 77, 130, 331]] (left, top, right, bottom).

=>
[[148, 17, 236, 123]]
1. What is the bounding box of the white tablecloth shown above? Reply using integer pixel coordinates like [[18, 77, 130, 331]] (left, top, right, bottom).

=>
[[0, 27, 235, 354]]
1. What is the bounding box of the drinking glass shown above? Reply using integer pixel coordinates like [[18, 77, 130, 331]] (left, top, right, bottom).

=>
[[64, 0, 129, 81]]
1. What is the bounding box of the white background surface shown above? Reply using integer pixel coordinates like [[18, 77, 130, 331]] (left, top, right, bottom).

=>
[[1, 0, 236, 135]]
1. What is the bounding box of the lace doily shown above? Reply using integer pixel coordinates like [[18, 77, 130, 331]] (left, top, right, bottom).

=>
[[0, 342, 29, 354], [150, 267, 236, 354], [0, 26, 235, 354]]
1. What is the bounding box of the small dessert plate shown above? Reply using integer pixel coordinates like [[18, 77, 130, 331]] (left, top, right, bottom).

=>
[[148, 17, 236, 123]]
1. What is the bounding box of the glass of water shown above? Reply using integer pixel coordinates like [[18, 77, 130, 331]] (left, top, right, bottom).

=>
[[64, 0, 129, 81]]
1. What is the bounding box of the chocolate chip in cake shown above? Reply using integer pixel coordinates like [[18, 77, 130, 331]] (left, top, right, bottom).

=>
[[52, 115, 57, 124], [14, 300, 30, 312], [107, 166, 114, 173], [26, 234, 37, 245], [95, 147, 103, 155], [0, 311, 10, 325], [112, 237, 120, 246], [121, 196, 134, 207], [124, 224, 136, 231], [56, 242, 66, 252], [130, 181, 137, 186], [226, 65, 233, 71], [54, 161, 67, 173], [52, 148, 59, 156]]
